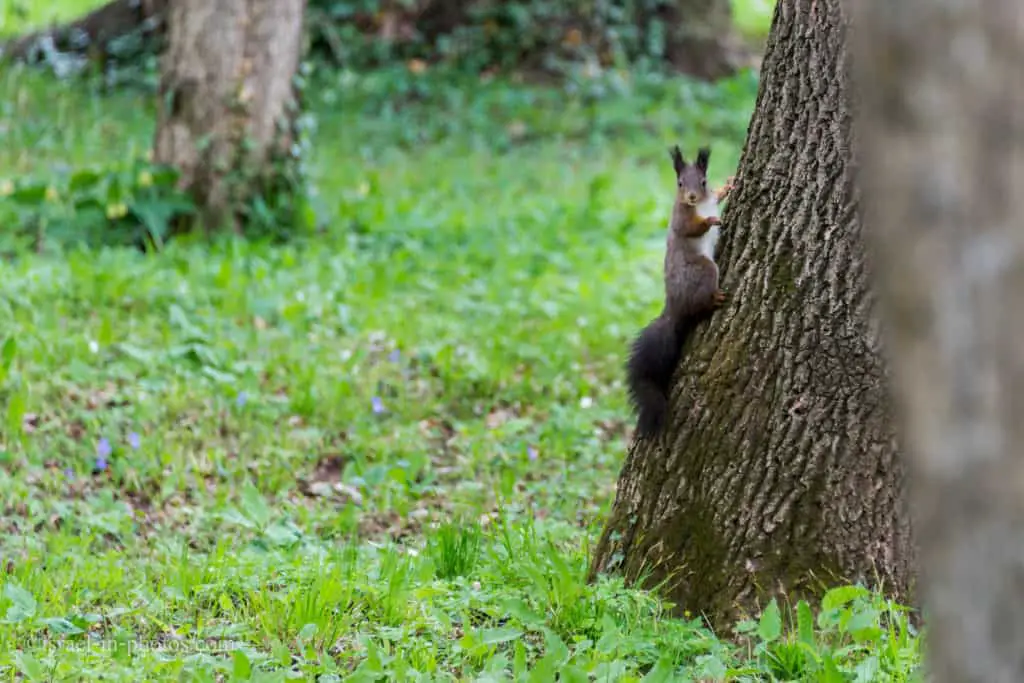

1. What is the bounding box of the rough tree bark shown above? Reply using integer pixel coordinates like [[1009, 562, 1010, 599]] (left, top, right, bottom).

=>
[[589, 0, 914, 629], [855, 1, 1024, 681], [153, 0, 306, 234]]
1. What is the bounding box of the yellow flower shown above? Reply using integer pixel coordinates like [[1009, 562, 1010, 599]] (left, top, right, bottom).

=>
[[0, 180, 12, 196], [45, 186, 59, 202], [138, 171, 153, 187], [106, 202, 128, 219]]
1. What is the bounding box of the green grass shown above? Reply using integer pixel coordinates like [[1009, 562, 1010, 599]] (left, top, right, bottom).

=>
[[0, 12, 915, 683], [0, 0, 102, 36]]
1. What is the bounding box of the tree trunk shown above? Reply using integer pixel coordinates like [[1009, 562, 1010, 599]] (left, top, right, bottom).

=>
[[152, 0, 307, 234], [854, 1, 1024, 681], [589, 0, 914, 629], [658, 0, 748, 80]]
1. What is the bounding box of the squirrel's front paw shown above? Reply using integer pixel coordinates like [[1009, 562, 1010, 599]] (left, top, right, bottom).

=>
[[712, 289, 727, 307], [705, 216, 721, 227]]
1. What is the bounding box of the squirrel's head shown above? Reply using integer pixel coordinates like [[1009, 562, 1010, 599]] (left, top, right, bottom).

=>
[[669, 145, 710, 206]]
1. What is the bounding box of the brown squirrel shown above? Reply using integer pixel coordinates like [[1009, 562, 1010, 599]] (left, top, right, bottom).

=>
[[625, 144, 731, 438]]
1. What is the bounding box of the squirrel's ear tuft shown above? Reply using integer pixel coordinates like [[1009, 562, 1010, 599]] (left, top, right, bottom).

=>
[[695, 146, 710, 173], [670, 145, 685, 176]]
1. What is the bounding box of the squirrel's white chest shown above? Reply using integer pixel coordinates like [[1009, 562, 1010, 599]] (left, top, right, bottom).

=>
[[695, 194, 721, 260], [695, 224, 720, 260]]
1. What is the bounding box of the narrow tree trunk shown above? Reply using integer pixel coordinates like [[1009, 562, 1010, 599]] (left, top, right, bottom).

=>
[[855, 2, 1024, 681], [589, 0, 913, 629], [153, 0, 306, 234]]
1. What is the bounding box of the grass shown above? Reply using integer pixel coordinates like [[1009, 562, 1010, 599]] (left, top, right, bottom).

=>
[[0, 0, 101, 36], [0, 5, 918, 683]]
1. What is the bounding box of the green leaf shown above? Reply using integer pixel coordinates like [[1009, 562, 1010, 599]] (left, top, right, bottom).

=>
[[821, 585, 869, 612], [854, 655, 880, 683], [821, 654, 846, 683], [528, 652, 559, 683], [4, 583, 37, 622], [232, 649, 253, 680], [240, 483, 272, 529], [115, 343, 155, 364], [480, 626, 523, 645], [502, 598, 544, 626], [797, 600, 815, 647], [513, 640, 527, 675], [14, 652, 45, 681], [542, 628, 569, 666], [220, 507, 258, 530], [69, 169, 102, 193], [9, 183, 48, 206], [1, 336, 15, 370], [757, 598, 782, 642], [39, 617, 84, 635], [106, 173, 124, 204], [201, 366, 237, 384], [5, 387, 26, 442], [641, 656, 676, 682], [558, 664, 588, 683], [696, 654, 728, 680]]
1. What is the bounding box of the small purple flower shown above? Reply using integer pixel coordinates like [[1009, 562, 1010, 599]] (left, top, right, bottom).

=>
[[236, 392, 248, 408], [95, 437, 111, 472], [527, 446, 539, 462], [371, 396, 385, 414], [128, 432, 141, 450], [64, 467, 74, 479], [388, 349, 401, 363]]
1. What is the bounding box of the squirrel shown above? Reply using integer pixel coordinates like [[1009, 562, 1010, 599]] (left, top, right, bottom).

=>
[[625, 144, 732, 438]]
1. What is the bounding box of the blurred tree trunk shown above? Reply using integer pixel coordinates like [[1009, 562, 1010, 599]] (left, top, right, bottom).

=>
[[153, 0, 306, 234], [855, 1, 1024, 681], [657, 0, 747, 79], [589, 0, 913, 629]]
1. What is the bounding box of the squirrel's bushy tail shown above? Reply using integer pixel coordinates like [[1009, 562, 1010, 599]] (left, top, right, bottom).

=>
[[625, 314, 696, 438]]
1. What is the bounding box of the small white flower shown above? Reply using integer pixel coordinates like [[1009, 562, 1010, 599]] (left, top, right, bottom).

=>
[[579, 396, 593, 409], [88, 340, 99, 354]]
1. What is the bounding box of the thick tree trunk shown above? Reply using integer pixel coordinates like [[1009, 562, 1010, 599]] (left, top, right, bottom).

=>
[[855, 2, 1024, 681], [589, 0, 913, 629], [152, 0, 306, 234]]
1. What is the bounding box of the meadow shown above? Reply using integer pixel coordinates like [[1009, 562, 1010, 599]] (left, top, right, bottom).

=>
[[0, 1, 921, 680]]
